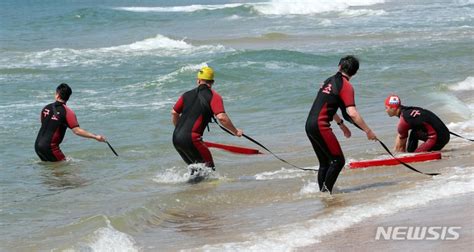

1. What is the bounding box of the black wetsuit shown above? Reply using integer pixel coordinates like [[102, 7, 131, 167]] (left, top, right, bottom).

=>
[[172, 85, 225, 168], [305, 72, 355, 193], [398, 106, 450, 152], [35, 101, 79, 161]]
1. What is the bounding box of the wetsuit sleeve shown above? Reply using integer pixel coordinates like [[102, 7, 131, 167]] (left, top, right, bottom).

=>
[[340, 80, 356, 107], [210, 90, 225, 115], [397, 116, 410, 139], [173, 96, 184, 113], [64, 105, 79, 129]]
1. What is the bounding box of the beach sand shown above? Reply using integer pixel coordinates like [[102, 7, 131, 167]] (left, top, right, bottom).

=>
[[297, 140, 474, 252], [299, 192, 473, 251]]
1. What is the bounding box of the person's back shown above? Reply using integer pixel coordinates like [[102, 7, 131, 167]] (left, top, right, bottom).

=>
[[306, 71, 355, 131], [400, 106, 449, 135], [305, 55, 377, 193], [35, 83, 106, 162], [35, 102, 79, 161], [399, 105, 450, 152], [171, 66, 242, 170], [173, 85, 214, 145]]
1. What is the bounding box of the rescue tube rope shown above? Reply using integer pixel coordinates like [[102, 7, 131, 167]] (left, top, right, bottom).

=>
[[214, 121, 317, 172]]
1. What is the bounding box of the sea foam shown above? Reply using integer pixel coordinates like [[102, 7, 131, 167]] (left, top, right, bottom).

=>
[[195, 167, 474, 251], [254, 167, 315, 180], [252, 0, 385, 15], [72, 217, 139, 252], [115, 0, 385, 16], [115, 4, 244, 13], [2, 35, 228, 69], [449, 76, 474, 91]]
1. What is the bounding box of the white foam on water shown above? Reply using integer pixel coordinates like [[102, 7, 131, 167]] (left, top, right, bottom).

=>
[[102, 34, 192, 52], [86, 227, 139, 252], [446, 83, 474, 141], [115, 1, 384, 16], [253, 167, 314, 180], [225, 15, 243, 20], [153, 166, 191, 184], [449, 76, 474, 91], [153, 164, 219, 184], [226, 60, 321, 72], [252, 0, 385, 15], [123, 62, 209, 89], [115, 3, 245, 13], [339, 8, 386, 17], [75, 217, 139, 252], [299, 180, 320, 195], [447, 119, 474, 144], [455, 0, 474, 5], [320, 19, 332, 26], [3, 35, 229, 68], [194, 166, 474, 251]]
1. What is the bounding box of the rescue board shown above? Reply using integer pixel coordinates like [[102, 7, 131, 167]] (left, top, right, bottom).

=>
[[349, 152, 442, 169], [204, 141, 261, 155]]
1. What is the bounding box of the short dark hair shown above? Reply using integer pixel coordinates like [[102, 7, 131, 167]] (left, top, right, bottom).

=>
[[56, 83, 72, 102], [339, 55, 359, 76]]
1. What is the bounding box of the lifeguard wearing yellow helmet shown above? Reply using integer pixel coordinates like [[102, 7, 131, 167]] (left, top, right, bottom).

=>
[[197, 66, 214, 81]]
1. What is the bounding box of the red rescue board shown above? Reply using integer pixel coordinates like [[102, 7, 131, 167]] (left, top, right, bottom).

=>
[[204, 141, 261, 155], [349, 152, 442, 169]]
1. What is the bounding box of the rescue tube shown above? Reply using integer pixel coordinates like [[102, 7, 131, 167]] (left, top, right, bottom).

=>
[[349, 152, 442, 169], [204, 141, 261, 155]]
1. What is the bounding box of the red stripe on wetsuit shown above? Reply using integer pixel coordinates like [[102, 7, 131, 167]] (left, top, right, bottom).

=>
[[173, 86, 225, 166], [311, 73, 355, 156]]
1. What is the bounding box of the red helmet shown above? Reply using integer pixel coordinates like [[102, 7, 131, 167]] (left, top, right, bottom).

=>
[[385, 94, 401, 109]]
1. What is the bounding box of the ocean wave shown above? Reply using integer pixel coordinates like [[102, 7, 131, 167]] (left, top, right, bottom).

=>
[[254, 167, 314, 180], [72, 100, 173, 111], [76, 217, 139, 252], [197, 167, 474, 251], [339, 8, 386, 17], [455, 0, 474, 6], [299, 180, 320, 195], [449, 76, 474, 91], [153, 164, 220, 184], [103, 34, 193, 52], [123, 62, 209, 90], [115, 0, 385, 16], [252, 0, 385, 15], [115, 4, 245, 13], [447, 110, 474, 141], [1, 35, 228, 68]]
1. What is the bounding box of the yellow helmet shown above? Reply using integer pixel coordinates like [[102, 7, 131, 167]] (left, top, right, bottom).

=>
[[197, 66, 214, 81]]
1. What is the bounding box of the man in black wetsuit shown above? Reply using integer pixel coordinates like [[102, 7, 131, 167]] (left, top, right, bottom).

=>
[[171, 66, 243, 170], [306, 55, 377, 193], [35, 83, 106, 161], [384, 94, 450, 152]]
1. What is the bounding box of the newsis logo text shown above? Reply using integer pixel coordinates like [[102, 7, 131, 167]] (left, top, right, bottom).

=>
[[375, 226, 461, 240]]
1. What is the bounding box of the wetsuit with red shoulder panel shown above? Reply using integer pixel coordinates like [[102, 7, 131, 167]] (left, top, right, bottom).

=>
[[35, 101, 79, 161], [305, 71, 355, 192], [398, 106, 450, 152], [172, 85, 225, 168]]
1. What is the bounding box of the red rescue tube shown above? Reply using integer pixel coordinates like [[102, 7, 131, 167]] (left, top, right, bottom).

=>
[[349, 152, 441, 169], [204, 141, 261, 155]]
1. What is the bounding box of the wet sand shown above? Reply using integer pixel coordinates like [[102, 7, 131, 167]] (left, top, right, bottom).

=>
[[298, 139, 474, 252], [299, 192, 474, 251]]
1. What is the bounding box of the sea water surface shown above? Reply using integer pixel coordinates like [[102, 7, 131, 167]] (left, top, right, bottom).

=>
[[1, 0, 473, 251]]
